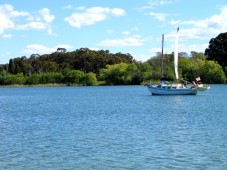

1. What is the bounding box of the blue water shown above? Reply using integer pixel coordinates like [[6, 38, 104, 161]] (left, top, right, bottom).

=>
[[0, 85, 226, 169]]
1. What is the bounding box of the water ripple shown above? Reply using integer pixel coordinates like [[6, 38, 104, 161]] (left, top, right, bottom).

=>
[[0, 85, 226, 169]]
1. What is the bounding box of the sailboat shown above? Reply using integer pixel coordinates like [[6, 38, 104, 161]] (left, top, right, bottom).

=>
[[147, 27, 209, 95]]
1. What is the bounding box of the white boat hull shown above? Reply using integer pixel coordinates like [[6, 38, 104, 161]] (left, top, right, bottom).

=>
[[147, 84, 198, 95], [197, 84, 210, 92]]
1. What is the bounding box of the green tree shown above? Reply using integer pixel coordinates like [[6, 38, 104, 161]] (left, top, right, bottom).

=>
[[25, 74, 42, 85], [100, 63, 129, 85], [0, 73, 25, 85], [64, 69, 84, 85], [205, 32, 227, 67], [8, 59, 15, 74], [125, 63, 138, 84], [84, 72, 97, 86], [191, 51, 206, 60], [201, 60, 226, 83]]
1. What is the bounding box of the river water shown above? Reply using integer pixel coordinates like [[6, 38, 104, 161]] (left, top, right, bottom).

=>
[[0, 85, 226, 169]]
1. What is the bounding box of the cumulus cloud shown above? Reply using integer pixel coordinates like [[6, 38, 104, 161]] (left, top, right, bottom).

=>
[[0, 4, 28, 34], [169, 6, 227, 40], [39, 8, 55, 23], [65, 7, 125, 28], [0, 4, 55, 35], [97, 36, 144, 47], [0, 15, 14, 34], [16, 22, 47, 30], [17, 8, 55, 34]]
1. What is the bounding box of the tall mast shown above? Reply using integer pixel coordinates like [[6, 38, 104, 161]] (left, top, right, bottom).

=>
[[174, 27, 179, 80], [161, 34, 164, 78]]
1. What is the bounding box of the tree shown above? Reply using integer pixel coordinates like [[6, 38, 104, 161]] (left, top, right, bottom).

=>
[[100, 63, 129, 85], [84, 72, 97, 86], [63, 69, 84, 85], [202, 60, 226, 83], [56, 48, 66, 53], [8, 59, 15, 74], [136, 62, 152, 81], [205, 32, 227, 67], [191, 51, 206, 60], [125, 63, 139, 84], [25, 74, 42, 85]]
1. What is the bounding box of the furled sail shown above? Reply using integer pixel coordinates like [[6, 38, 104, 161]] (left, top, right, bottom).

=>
[[174, 27, 179, 80]]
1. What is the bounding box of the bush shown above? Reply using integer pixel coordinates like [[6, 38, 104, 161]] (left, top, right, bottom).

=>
[[84, 72, 97, 86]]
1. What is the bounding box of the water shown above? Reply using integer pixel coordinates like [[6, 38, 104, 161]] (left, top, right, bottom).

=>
[[0, 85, 226, 169]]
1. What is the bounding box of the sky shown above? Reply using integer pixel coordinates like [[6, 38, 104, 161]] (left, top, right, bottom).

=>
[[0, 0, 227, 64]]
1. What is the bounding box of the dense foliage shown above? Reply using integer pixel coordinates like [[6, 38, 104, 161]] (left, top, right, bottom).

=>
[[0, 47, 226, 86], [0, 71, 97, 86], [3, 48, 133, 76], [205, 32, 227, 67]]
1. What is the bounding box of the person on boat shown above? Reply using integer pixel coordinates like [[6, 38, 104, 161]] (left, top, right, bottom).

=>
[[191, 81, 197, 88]]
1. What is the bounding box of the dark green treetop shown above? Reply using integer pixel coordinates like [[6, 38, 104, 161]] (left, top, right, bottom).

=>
[[205, 32, 227, 67]]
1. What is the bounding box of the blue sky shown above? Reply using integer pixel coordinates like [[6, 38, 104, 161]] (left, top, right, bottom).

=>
[[0, 0, 227, 64]]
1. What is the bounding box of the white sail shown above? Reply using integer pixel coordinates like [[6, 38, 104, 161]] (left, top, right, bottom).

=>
[[174, 27, 179, 80]]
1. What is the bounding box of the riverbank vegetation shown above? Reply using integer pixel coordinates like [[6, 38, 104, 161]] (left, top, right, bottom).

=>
[[0, 33, 227, 86]]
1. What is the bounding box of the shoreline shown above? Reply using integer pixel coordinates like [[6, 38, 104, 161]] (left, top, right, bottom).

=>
[[0, 84, 74, 88]]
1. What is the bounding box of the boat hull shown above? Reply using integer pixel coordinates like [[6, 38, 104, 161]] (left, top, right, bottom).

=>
[[197, 84, 210, 92], [147, 86, 198, 95]]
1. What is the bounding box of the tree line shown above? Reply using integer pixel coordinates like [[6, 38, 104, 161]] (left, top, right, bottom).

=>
[[2, 48, 133, 76], [0, 32, 227, 86]]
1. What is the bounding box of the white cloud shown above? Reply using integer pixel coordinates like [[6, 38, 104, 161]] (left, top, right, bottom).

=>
[[169, 6, 227, 40], [23, 44, 73, 55], [39, 8, 55, 23], [0, 4, 55, 35], [149, 12, 169, 21], [23, 44, 55, 55], [65, 7, 125, 28], [111, 8, 125, 16], [97, 36, 144, 47], [62, 5, 73, 10], [0, 4, 29, 18], [0, 4, 28, 33], [141, 0, 175, 10], [16, 22, 46, 30], [2, 34, 12, 38], [17, 8, 55, 34], [0, 15, 14, 34]]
